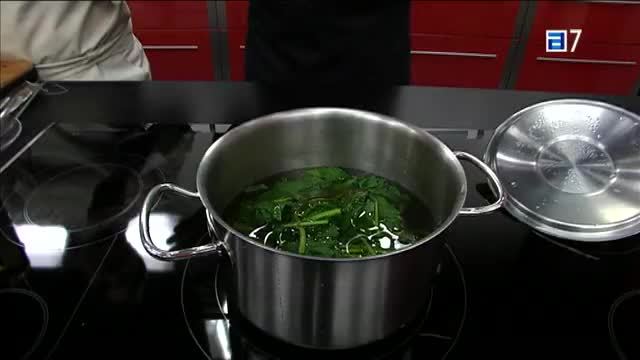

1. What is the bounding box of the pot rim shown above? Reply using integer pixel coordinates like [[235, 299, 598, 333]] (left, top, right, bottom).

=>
[[198, 107, 468, 262]]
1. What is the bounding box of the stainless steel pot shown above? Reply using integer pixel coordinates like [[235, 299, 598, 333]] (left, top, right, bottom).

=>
[[140, 108, 504, 349]]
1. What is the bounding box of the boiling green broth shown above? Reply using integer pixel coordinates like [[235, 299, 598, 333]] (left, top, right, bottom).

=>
[[223, 167, 435, 258]]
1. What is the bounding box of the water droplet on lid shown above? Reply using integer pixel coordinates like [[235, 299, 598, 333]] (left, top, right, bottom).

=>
[[510, 181, 518, 188], [596, 134, 601, 139]]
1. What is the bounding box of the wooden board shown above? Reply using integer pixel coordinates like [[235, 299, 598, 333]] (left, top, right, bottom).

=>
[[0, 59, 33, 89]]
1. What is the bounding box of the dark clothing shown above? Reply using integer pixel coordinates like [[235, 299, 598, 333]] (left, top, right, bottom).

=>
[[245, 0, 410, 86]]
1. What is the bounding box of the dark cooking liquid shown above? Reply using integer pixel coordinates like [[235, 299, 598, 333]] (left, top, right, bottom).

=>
[[223, 167, 436, 258]]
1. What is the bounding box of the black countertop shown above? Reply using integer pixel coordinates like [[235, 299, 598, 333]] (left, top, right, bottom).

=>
[[1, 82, 639, 360], [20, 81, 640, 129], [6, 81, 636, 173]]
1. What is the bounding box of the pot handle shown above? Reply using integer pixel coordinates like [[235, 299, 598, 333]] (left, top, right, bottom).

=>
[[139, 183, 226, 261], [455, 151, 504, 215]]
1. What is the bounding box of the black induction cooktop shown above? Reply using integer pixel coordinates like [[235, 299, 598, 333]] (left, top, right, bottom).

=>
[[1, 123, 638, 360]]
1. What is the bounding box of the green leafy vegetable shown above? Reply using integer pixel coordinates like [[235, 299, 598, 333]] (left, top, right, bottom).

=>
[[225, 167, 425, 258], [297, 226, 307, 254], [283, 219, 329, 228]]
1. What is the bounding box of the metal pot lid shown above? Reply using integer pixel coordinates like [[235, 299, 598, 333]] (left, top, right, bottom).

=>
[[484, 99, 640, 242]]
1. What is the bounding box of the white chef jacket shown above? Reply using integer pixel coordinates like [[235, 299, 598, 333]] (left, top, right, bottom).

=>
[[0, 1, 151, 81]]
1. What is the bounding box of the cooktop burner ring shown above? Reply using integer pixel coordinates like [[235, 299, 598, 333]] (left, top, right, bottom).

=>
[[22, 163, 144, 233], [608, 289, 640, 360], [179, 232, 218, 360], [537, 231, 640, 260], [418, 243, 468, 360], [2, 155, 166, 250], [179, 239, 467, 359], [0, 288, 49, 360]]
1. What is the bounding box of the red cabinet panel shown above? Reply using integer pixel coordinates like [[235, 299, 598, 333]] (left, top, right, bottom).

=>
[[410, 1, 520, 38], [135, 30, 215, 81], [410, 35, 511, 88], [225, 1, 250, 29], [228, 30, 247, 81], [516, 41, 640, 95], [529, 1, 640, 45], [128, 1, 209, 30]]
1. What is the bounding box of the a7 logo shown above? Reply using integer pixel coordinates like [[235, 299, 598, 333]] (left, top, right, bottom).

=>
[[546, 29, 582, 53]]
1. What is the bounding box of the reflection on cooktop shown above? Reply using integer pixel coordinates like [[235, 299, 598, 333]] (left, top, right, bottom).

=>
[[0, 118, 22, 152], [0, 123, 215, 359], [24, 164, 142, 232], [1, 154, 165, 250]]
